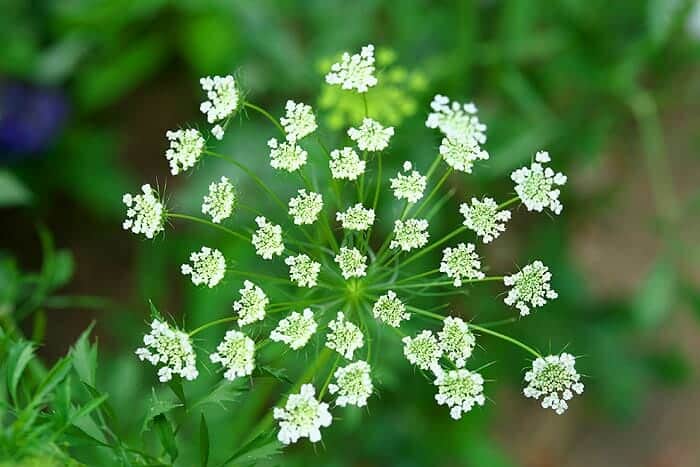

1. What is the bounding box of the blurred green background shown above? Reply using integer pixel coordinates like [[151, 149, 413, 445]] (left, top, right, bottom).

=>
[[2, 0, 700, 466]]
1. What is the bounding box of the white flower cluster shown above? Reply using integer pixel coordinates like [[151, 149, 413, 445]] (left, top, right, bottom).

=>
[[460, 197, 510, 243], [200, 75, 239, 139], [440, 243, 484, 287], [372, 290, 409, 327], [329, 147, 366, 180], [232, 280, 268, 327], [334, 247, 367, 279], [285, 254, 321, 288], [180, 246, 226, 288], [329, 361, 373, 407], [390, 218, 429, 251], [270, 308, 317, 350], [135, 320, 198, 382], [434, 368, 485, 419], [288, 189, 323, 225], [426, 95, 487, 143], [524, 353, 584, 414], [122, 184, 165, 239], [209, 330, 255, 381], [336, 203, 375, 231], [402, 330, 442, 372], [390, 161, 426, 203], [438, 317, 475, 368], [504, 261, 558, 316], [325, 312, 364, 359], [201, 176, 236, 223], [268, 138, 308, 172], [439, 136, 489, 173], [325, 44, 377, 93], [347, 118, 394, 152], [252, 216, 284, 259], [165, 128, 205, 175], [281, 100, 317, 142], [511, 151, 567, 215], [274, 384, 332, 444]]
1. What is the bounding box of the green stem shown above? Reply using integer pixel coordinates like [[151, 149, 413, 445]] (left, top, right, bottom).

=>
[[469, 324, 541, 358], [189, 317, 237, 336], [168, 213, 249, 243], [399, 225, 467, 268], [498, 196, 520, 210], [244, 101, 285, 135]]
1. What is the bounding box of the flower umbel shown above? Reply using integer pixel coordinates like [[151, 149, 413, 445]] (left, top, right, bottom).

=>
[[334, 247, 367, 279], [268, 138, 308, 172], [372, 291, 410, 327], [274, 384, 332, 444], [270, 308, 317, 350], [165, 128, 205, 175], [434, 368, 485, 419], [288, 189, 323, 225], [122, 184, 165, 239], [325, 312, 364, 359], [504, 260, 558, 316], [511, 151, 567, 214], [281, 100, 317, 142], [426, 94, 487, 142], [390, 218, 429, 251], [523, 353, 584, 414], [135, 320, 198, 382], [328, 361, 373, 407], [285, 254, 321, 288], [390, 161, 427, 203], [252, 216, 284, 260], [232, 280, 268, 327], [325, 44, 377, 93], [180, 246, 226, 288], [202, 176, 236, 223], [439, 136, 489, 173], [403, 330, 442, 371], [329, 147, 366, 180], [200, 75, 239, 124], [460, 197, 511, 243], [438, 317, 476, 368], [440, 243, 485, 287], [336, 203, 375, 231], [209, 330, 255, 381], [347, 118, 394, 151]]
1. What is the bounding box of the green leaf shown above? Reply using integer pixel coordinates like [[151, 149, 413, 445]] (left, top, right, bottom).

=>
[[199, 413, 210, 467], [49, 250, 75, 290], [71, 323, 97, 386], [191, 380, 245, 410], [0, 170, 33, 207], [224, 432, 282, 466], [167, 378, 187, 409], [632, 259, 676, 328], [253, 366, 293, 385], [30, 355, 72, 408], [153, 414, 178, 462], [141, 388, 182, 434], [6, 340, 36, 404]]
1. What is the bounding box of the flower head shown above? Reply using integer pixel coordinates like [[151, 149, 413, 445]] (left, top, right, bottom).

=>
[[524, 353, 584, 414], [165, 128, 205, 175], [390, 161, 426, 203], [511, 151, 567, 214], [425, 95, 487, 143], [270, 308, 317, 350], [504, 261, 557, 316], [336, 203, 375, 231], [232, 280, 268, 327], [334, 247, 367, 279], [434, 369, 485, 419], [402, 330, 442, 372], [268, 138, 308, 172], [274, 384, 332, 444], [285, 254, 321, 288], [122, 184, 165, 239], [180, 246, 226, 288], [329, 147, 366, 180], [390, 218, 429, 251], [200, 75, 239, 123], [438, 317, 476, 368], [372, 290, 410, 327], [288, 189, 323, 225], [325, 44, 377, 93], [135, 320, 198, 382], [252, 216, 284, 260], [439, 136, 489, 173], [347, 118, 394, 151], [460, 197, 511, 243], [325, 312, 364, 359], [202, 176, 236, 223], [440, 243, 484, 287], [281, 100, 317, 142], [329, 361, 373, 407], [209, 330, 255, 381]]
